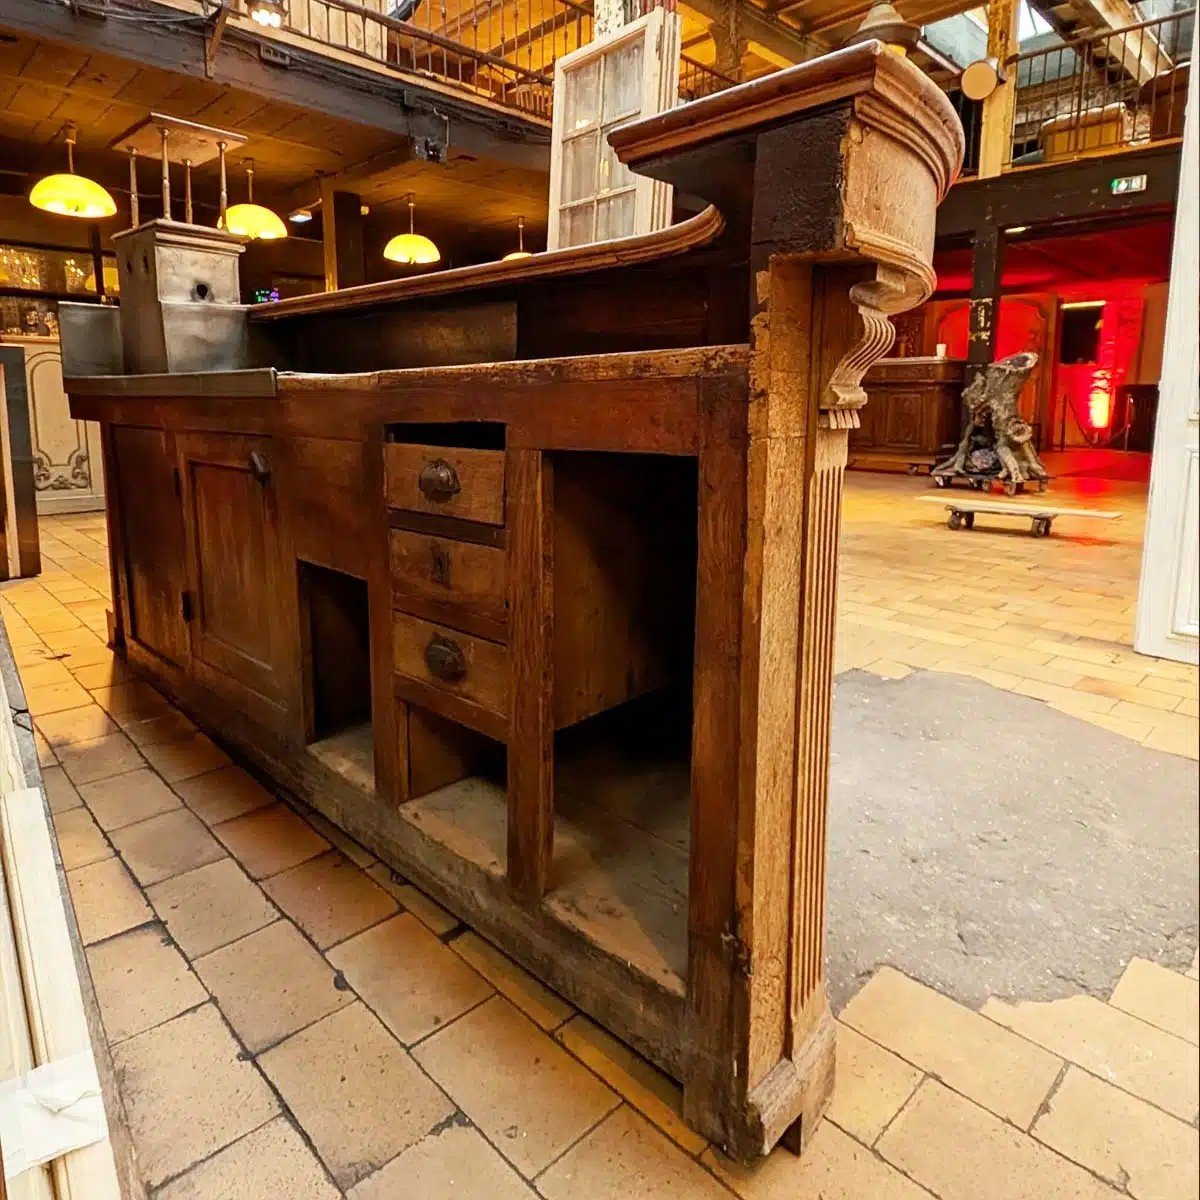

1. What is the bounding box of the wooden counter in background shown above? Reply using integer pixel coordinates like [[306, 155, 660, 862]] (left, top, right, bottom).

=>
[[849, 356, 965, 471]]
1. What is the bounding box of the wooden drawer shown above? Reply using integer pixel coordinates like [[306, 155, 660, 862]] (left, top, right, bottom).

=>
[[390, 529, 507, 640], [393, 612, 509, 725], [384, 443, 505, 526]]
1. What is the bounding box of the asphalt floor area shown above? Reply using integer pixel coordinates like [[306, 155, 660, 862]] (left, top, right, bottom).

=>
[[827, 668, 1200, 1011]]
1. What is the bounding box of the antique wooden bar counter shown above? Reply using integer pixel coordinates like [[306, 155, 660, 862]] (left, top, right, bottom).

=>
[[62, 44, 962, 1160]]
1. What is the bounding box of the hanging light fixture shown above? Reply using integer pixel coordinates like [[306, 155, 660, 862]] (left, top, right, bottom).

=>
[[219, 159, 287, 240], [246, 0, 286, 28], [383, 195, 440, 265], [29, 123, 117, 220], [502, 215, 533, 261]]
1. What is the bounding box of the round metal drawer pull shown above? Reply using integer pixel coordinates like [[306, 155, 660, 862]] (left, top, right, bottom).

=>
[[418, 459, 461, 503], [424, 635, 467, 683]]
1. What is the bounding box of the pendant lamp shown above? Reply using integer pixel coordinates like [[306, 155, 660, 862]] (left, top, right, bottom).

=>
[[29, 123, 117, 220], [220, 159, 287, 240], [383, 195, 440, 265], [502, 215, 533, 261]]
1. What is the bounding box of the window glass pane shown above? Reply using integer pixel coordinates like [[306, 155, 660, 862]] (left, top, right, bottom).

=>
[[563, 130, 599, 203], [561, 203, 595, 248], [565, 59, 601, 132], [598, 134, 633, 194], [603, 39, 644, 122], [596, 191, 635, 240]]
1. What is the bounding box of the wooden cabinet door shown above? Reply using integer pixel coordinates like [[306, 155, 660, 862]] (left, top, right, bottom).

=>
[[177, 432, 287, 708], [111, 426, 190, 666]]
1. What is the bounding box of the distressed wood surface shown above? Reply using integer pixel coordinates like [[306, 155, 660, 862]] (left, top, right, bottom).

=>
[[66, 41, 962, 1164]]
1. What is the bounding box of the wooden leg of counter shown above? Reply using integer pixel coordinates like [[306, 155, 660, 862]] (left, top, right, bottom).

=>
[[506, 448, 554, 901]]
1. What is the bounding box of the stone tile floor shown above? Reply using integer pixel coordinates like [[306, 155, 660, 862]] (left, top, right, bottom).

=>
[[1, 473, 1196, 1199]]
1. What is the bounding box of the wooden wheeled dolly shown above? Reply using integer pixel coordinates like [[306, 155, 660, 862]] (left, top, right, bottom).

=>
[[918, 496, 1123, 538]]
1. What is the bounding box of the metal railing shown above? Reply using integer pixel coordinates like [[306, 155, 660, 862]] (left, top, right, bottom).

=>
[[1007, 6, 1194, 167], [679, 53, 737, 102]]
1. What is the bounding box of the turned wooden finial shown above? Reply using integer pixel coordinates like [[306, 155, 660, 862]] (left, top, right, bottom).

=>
[[846, 1, 920, 56]]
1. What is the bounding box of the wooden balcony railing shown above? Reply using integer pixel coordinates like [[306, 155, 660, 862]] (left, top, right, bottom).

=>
[[1007, 6, 1194, 168], [228, 0, 742, 120]]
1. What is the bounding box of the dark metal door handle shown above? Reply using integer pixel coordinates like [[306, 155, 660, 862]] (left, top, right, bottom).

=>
[[248, 449, 271, 484], [418, 459, 460, 503], [424, 635, 467, 683]]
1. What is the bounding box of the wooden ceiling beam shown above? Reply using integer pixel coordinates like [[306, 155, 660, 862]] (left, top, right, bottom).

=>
[[681, 0, 819, 62], [1056, 0, 1170, 86], [276, 142, 418, 213]]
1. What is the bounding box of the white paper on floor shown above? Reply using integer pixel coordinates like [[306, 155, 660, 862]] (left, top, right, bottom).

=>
[[0, 1050, 107, 1179]]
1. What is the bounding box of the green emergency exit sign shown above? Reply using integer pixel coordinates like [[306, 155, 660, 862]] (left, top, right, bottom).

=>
[[1111, 174, 1148, 195]]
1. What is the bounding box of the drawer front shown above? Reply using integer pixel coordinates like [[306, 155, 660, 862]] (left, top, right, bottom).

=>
[[384, 443, 505, 526], [390, 529, 507, 638], [393, 612, 509, 720]]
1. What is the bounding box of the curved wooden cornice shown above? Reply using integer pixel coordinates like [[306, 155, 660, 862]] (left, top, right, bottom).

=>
[[252, 204, 725, 321], [610, 41, 964, 202]]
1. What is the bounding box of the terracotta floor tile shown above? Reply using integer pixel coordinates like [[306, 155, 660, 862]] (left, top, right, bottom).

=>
[[174, 764, 273, 826], [983, 994, 1199, 1122], [140, 731, 231, 782], [110, 808, 225, 887], [112, 1004, 279, 1189], [303, 807, 377, 869], [147, 857, 278, 960], [34, 704, 119, 749], [413, 995, 617, 1177], [540, 1107, 727, 1200], [212, 804, 330, 880], [259, 1001, 454, 1190], [705, 1120, 934, 1200], [1141, 721, 1200, 759], [348, 1120, 536, 1200], [328, 913, 492, 1044], [1033, 1067, 1199, 1200], [366, 863, 459, 933], [157, 1117, 341, 1200], [44, 638, 115, 669], [70, 659, 130, 690], [878, 1080, 1119, 1200], [263, 850, 397, 949], [57, 731, 145, 785], [1109, 957, 1200, 1045], [79, 767, 182, 831], [121, 708, 197, 748], [18, 659, 75, 689], [193, 920, 351, 1053], [87, 924, 207, 1043], [556, 1015, 706, 1155], [66, 857, 153, 945], [89, 681, 169, 722], [449, 931, 573, 1031], [826, 1023, 924, 1146], [34, 729, 57, 767], [841, 967, 1063, 1127], [52, 805, 113, 869], [41, 764, 83, 813]]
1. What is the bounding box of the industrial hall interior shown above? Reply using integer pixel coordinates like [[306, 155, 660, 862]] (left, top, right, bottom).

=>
[[0, 0, 1196, 1196]]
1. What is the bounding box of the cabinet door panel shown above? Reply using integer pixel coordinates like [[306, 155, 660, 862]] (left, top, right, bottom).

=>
[[112, 426, 190, 666], [178, 432, 286, 705]]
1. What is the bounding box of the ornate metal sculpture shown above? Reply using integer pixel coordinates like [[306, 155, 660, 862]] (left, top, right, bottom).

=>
[[933, 351, 1050, 493]]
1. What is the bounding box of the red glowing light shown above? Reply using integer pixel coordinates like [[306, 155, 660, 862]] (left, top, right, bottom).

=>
[[1087, 385, 1112, 430]]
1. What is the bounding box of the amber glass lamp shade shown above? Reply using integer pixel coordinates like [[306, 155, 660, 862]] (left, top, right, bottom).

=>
[[383, 232, 441, 264], [384, 198, 440, 265], [29, 173, 117, 220], [503, 214, 533, 261], [221, 202, 288, 240]]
